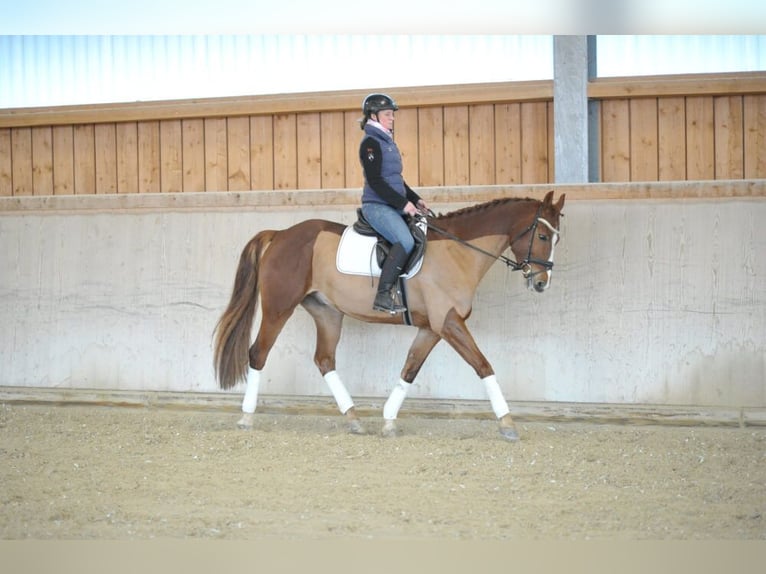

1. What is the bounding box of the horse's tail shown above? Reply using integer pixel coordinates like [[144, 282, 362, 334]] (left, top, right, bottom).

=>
[[213, 229, 277, 390]]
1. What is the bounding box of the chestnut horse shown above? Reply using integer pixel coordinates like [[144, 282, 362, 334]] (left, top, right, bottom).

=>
[[213, 190, 565, 441]]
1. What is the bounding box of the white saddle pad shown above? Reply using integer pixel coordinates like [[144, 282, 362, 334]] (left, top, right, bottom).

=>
[[336, 222, 425, 279]]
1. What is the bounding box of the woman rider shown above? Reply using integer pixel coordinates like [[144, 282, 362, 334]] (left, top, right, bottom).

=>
[[358, 93, 429, 313]]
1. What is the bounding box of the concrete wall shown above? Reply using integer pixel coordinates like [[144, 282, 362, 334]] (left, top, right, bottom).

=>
[[1, 184, 764, 409]]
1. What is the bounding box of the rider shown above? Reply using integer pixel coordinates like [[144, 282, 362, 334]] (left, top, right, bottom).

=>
[[358, 93, 428, 314]]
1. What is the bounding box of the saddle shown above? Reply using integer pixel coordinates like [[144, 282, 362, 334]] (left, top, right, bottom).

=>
[[352, 208, 427, 275]]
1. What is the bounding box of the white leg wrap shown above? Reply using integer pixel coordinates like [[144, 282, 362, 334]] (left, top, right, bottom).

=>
[[241, 368, 261, 414], [482, 374, 510, 419], [383, 379, 410, 420], [324, 371, 354, 414]]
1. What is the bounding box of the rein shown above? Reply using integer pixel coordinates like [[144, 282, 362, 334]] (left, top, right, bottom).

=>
[[419, 204, 559, 277]]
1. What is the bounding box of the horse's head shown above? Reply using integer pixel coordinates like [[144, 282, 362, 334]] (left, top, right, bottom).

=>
[[510, 190, 565, 293]]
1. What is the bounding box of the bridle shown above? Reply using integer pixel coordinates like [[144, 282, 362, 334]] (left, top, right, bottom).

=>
[[420, 203, 560, 278]]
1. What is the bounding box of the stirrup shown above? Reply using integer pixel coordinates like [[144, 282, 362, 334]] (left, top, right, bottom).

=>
[[373, 289, 406, 314]]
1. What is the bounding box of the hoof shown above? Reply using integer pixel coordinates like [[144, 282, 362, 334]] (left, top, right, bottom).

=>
[[348, 418, 366, 435], [237, 412, 254, 429], [499, 426, 520, 441], [381, 419, 399, 438], [498, 414, 520, 441]]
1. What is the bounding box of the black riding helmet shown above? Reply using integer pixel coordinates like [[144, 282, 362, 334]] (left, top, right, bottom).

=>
[[361, 93, 398, 129]]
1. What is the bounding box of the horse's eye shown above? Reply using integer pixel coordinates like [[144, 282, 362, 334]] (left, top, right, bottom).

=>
[[538, 234, 548, 242]]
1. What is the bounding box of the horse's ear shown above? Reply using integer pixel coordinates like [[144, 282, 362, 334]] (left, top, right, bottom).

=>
[[554, 193, 566, 213], [542, 190, 554, 206]]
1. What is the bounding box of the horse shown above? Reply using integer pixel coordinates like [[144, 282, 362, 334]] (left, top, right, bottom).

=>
[[213, 190, 565, 441]]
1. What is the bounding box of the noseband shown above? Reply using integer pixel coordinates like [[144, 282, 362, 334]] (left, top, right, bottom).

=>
[[423, 204, 560, 276]]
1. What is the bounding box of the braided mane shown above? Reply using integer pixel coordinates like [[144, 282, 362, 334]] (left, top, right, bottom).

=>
[[433, 197, 532, 221]]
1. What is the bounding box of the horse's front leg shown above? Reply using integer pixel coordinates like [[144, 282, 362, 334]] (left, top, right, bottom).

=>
[[440, 309, 519, 441], [382, 328, 441, 437]]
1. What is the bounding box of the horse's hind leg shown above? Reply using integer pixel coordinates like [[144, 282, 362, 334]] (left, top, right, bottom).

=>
[[237, 305, 297, 429], [382, 328, 441, 438], [301, 294, 364, 435]]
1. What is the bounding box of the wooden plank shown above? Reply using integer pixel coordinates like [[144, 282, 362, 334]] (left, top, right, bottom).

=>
[[226, 116, 251, 191], [182, 119, 205, 192], [600, 99, 631, 182], [0, 129, 11, 196], [588, 71, 766, 99], [31, 126, 53, 196], [159, 120, 182, 193], [685, 96, 715, 180], [714, 96, 744, 179], [344, 111, 362, 191], [116, 122, 138, 194], [250, 115, 274, 191], [743, 95, 766, 178], [273, 113, 297, 190], [52, 125, 74, 195], [658, 97, 687, 181], [320, 111, 346, 188], [94, 123, 117, 194], [417, 107, 444, 186], [296, 112, 321, 189], [547, 101, 555, 183], [493, 103, 521, 184], [468, 104, 495, 185], [3, 182, 764, 215], [0, 80, 553, 128], [443, 105, 470, 186], [393, 107, 419, 186], [204, 117, 228, 192], [137, 121, 160, 194], [73, 125, 95, 194], [520, 101, 549, 184], [629, 98, 659, 182]]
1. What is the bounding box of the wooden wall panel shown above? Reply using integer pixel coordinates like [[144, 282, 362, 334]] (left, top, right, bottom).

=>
[[744, 95, 766, 178], [94, 124, 117, 194], [658, 97, 686, 180], [0, 129, 11, 196], [494, 103, 521, 184], [273, 114, 297, 190], [629, 98, 658, 181], [320, 111, 346, 188], [52, 126, 74, 195], [714, 96, 744, 179], [685, 97, 715, 180], [226, 116, 251, 192], [418, 107, 444, 186], [137, 121, 160, 194], [343, 111, 362, 191], [393, 108, 419, 186], [250, 115, 274, 191], [521, 102, 549, 184], [547, 101, 555, 183], [182, 119, 205, 192], [32, 126, 53, 196], [73, 125, 96, 194], [443, 105, 469, 186], [601, 99, 631, 182], [159, 120, 182, 193], [468, 104, 495, 185], [116, 122, 138, 194], [296, 113, 321, 189], [1, 75, 762, 197], [204, 118, 228, 192]]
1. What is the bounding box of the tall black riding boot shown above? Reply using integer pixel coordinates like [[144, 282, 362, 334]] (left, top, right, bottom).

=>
[[373, 242, 409, 314]]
